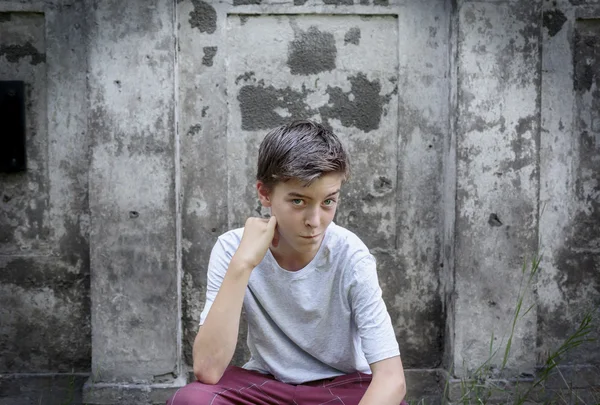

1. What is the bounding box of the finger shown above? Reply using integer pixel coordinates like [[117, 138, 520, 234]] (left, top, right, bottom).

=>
[[267, 215, 277, 232]]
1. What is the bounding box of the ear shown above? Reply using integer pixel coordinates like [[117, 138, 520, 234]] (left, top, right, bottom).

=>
[[256, 181, 272, 208]]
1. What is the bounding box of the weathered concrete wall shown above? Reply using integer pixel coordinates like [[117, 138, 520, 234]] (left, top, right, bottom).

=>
[[1, 0, 599, 403], [177, 0, 450, 377], [538, 0, 600, 377], [86, 0, 181, 391], [0, 0, 90, 376], [452, 0, 541, 377]]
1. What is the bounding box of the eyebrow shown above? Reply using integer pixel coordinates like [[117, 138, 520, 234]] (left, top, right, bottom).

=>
[[287, 190, 340, 200]]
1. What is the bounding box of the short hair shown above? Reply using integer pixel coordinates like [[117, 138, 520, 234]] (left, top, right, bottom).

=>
[[257, 120, 350, 190]]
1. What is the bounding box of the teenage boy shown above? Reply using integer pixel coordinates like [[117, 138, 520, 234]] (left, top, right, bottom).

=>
[[168, 120, 407, 405]]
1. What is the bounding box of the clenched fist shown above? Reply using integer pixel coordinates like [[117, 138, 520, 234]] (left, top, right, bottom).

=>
[[232, 216, 279, 270]]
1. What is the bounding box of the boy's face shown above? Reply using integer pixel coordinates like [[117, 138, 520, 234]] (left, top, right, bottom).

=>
[[257, 173, 344, 256]]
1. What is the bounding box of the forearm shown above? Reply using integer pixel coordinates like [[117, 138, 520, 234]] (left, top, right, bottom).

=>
[[358, 374, 406, 405], [193, 257, 252, 384]]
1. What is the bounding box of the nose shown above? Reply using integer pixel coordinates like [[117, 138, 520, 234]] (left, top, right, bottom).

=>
[[304, 207, 320, 229]]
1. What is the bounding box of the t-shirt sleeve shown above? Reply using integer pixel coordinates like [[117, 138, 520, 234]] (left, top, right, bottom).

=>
[[199, 237, 233, 326], [349, 255, 400, 365]]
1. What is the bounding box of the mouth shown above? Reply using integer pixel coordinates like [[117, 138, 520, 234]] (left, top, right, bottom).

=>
[[300, 234, 320, 239]]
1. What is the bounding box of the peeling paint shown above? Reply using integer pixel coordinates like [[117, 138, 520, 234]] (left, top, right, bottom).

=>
[[574, 30, 597, 93], [0, 42, 46, 65], [320, 73, 394, 132], [287, 26, 337, 75], [187, 124, 202, 136], [323, 0, 353, 5], [543, 9, 567, 37], [189, 0, 216, 34], [202, 46, 217, 67], [237, 84, 315, 131], [235, 71, 255, 85], [344, 27, 361, 45]]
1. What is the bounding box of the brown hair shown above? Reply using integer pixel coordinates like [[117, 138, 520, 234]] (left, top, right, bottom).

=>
[[257, 120, 350, 189]]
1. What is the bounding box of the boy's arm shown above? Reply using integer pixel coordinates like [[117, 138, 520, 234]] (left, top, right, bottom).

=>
[[358, 356, 406, 405], [193, 216, 277, 384], [348, 255, 405, 403]]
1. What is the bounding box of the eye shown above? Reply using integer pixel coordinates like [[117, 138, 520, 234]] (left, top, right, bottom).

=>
[[291, 199, 303, 206], [323, 199, 335, 206]]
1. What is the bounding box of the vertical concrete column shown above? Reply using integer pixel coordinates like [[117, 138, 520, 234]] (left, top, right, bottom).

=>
[[85, 0, 183, 402], [451, 0, 541, 379], [539, 0, 600, 372], [393, 0, 450, 369]]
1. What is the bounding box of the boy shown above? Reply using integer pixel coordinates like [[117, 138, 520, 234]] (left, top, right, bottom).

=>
[[168, 120, 407, 405]]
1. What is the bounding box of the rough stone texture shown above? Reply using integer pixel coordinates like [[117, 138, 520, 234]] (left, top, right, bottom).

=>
[[87, 0, 179, 387], [177, 0, 233, 369], [394, 0, 449, 369], [0, 374, 88, 405], [538, 0, 600, 370], [83, 382, 179, 405], [452, 0, 542, 378], [0, 3, 90, 376], [2, 0, 600, 403], [178, 0, 449, 377]]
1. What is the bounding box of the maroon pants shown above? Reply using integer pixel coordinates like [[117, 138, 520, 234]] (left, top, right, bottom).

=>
[[167, 366, 408, 405]]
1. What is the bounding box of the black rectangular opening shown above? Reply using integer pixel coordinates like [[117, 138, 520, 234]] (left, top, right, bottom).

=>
[[0, 81, 26, 173]]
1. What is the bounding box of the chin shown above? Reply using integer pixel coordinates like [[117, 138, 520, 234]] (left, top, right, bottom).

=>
[[299, 235, 323, 245]]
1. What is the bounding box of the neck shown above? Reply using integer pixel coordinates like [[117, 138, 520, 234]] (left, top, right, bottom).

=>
[[270, 243, 320, 272]]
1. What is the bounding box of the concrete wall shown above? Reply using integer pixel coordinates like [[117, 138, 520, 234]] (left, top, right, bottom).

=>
[[538, 0, 600, 377], [0, 0, 90, 379], [0, 0, 598, 404]]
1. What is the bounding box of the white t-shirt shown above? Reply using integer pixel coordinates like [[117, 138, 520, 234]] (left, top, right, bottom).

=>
[[199, 222, 400, 384]]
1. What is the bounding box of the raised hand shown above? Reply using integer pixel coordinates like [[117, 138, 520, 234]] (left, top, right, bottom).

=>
[[233, 216, 278, 269]]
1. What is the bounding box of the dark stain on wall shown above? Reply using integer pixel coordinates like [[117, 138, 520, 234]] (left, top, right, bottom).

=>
[[294, 0, 308, 4], [287, 26, 336, 75], [573, 25, 598, 93], [187, 124, 202, 136], [488, 213, 503, 227], [237, 73, 393, 133], [515, 115, 535, 136], [373, 176, 393, 192], [373, 250, 444, 368], [319, 73, 392, 132], [0, 42, 45, 65], [344, 27, 361, 45], [202, 46, 217, 66], [234, 0, 261, 4], [0, 257, 91, 372], [236, 71, 255, 85], [543, 9, 567, 37], [373, 0, 389, 5], [189, 0, 216, 34], [555, 213, 599, 296], [1, 258, 87, 291], [0, 13, 11, 22], [237, 84, 315, 130], [323, 0, 353, 5]]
